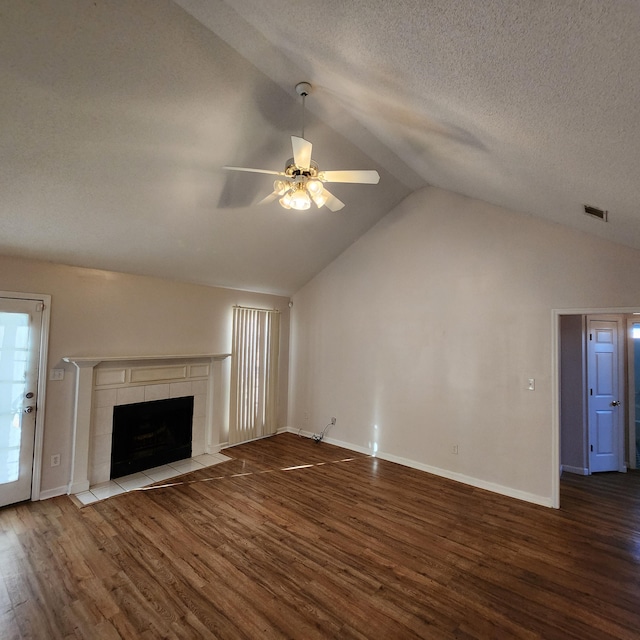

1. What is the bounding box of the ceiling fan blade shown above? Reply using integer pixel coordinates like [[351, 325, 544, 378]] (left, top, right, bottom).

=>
[[321, 189, 345, 212], [257, 190, 281, 206], [257, 178, 291, 205], [291, 136, 312, 170], [318, 170, 380, 184], [224, 166, 285, 176]]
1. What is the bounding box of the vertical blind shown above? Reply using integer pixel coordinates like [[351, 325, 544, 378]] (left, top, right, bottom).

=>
[[229, 306, 280, 445]]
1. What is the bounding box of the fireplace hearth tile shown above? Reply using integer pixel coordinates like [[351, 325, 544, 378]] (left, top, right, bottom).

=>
[[114, 472, 150, 492], [75, 491, 100, 505], [168, 459, 205, 474], [192, 453, 222, 467], [144, 464, 181, 482], [91, 482, 126, 500], [76, 453, 233, 507]]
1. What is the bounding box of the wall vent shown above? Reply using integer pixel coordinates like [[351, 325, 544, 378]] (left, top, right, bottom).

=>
[[584, 204, 608, 221]]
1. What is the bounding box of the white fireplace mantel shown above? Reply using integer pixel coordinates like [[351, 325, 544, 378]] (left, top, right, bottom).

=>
[[64, 353, 231, 494]]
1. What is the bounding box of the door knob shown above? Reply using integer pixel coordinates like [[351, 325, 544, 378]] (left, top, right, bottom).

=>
[[610, 400, 621, 407], [24, 406, 34, 414]]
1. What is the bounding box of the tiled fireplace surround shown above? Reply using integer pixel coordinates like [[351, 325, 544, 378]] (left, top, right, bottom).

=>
[[64, 354, 231, 494]]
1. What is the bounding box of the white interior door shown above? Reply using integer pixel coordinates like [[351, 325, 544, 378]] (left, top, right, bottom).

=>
[[0, 298, 42, 506], [587, 318, 624, 473]]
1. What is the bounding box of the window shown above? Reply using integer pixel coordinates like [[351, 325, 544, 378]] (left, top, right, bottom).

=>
[[229, 307, 280, 444]]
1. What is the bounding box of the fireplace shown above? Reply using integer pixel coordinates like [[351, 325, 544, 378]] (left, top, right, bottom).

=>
[[111, 396, 194, 478], [62, 354, 231, 494]]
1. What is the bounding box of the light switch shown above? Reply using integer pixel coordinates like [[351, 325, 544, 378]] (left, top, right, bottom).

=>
[[527, 378, 535, 391]]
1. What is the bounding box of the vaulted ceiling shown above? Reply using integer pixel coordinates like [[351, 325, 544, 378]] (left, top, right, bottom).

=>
[[3, 1, 640, 295]]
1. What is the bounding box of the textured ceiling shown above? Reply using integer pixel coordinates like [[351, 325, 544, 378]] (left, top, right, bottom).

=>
[[3, 0, 640, 295]]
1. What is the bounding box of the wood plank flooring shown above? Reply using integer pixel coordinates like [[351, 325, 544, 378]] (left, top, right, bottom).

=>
[[1, 432, 640, 639]]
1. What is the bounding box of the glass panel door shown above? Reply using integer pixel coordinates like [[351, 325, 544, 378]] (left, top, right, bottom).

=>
[[0, 311, 29, 483], [0, 299, 42, 506]]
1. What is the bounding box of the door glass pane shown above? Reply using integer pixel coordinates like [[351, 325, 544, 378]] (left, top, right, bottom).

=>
[[0, 312, 29, 485]]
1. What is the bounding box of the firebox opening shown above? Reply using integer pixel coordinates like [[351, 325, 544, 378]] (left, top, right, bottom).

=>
[[110, 396, 194, 479]]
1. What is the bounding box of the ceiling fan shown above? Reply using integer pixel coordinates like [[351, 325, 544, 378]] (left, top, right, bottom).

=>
[[224, 82, 380, 212]]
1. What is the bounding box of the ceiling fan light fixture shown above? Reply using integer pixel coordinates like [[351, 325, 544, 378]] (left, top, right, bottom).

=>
[[311, 190, 329, 208], [306, 178, 323, 196], [279, 191, 293, 209], [288, 184, 311, 210]]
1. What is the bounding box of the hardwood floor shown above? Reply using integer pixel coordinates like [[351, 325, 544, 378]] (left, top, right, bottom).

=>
[[1, 433, 640, 639]]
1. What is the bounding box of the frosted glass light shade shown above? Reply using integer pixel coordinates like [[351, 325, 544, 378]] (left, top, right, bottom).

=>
[[273, 180, 287, 195], [279, 191, 293, 209], [306, 179, 323, 196], [311, 190, 329, 208], [289, 188, 311, 210]]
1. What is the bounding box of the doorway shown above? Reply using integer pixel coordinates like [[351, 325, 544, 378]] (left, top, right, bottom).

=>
[[626, 317, 640, 470], [0, 292, 50, 507], [556, 309, 636, 506]]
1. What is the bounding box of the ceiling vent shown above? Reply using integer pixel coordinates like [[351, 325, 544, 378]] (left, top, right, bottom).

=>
[[584, 204, 608, 221]]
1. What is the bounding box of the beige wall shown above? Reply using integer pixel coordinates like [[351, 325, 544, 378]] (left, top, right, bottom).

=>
[[288, 187, 640, 505], [0, 255, 290, 495]]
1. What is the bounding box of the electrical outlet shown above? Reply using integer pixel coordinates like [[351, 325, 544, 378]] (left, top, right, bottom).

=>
[[331, 416, 336, 425], [50, 454, 61, 467], [451, 444, 459, 455]]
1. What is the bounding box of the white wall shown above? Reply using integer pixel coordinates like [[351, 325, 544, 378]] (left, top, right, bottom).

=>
[[0, 255, 290, 495], [289, 187, 640, 505]]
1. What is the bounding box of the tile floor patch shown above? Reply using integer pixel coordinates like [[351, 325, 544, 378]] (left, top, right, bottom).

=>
[[168, 459, 206, 474], [144, 465, 183, 483], [76, 453, 232, 506]]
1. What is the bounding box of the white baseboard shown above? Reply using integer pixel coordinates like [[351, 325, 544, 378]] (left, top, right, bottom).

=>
[[377, 449, 554, 508], [222, 432, 282, 450], [561, 465, 589, 476], [279, 426, 554, 508], [38, 485, 69, 501]]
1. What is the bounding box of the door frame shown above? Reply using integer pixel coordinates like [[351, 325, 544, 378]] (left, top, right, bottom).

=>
[[0, 291, 51, 501], [553, 306, 640, 509]]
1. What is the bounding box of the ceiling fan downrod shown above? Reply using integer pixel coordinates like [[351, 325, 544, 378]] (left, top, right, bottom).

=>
[[295, 82, 312, 139]]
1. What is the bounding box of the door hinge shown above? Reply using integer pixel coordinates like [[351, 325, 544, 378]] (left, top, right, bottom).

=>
[[590, 444, 593, 452], [589, 333, 593, 341], [36, 302, 45, 311], [590, 388, 593, 396]]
